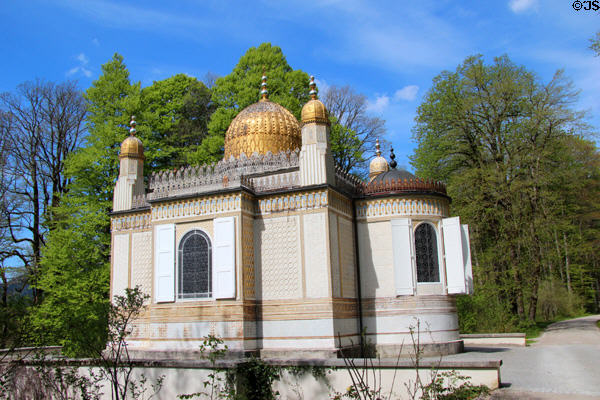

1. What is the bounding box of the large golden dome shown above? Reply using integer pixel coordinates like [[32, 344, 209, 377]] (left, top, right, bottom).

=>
[[120, 116, 144, 159], [224, 94, 301, 159]]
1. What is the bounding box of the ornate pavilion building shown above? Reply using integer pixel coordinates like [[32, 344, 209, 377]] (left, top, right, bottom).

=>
[[110, 76, 474, 358]]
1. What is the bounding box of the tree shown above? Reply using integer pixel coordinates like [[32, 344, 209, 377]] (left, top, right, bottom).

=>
[[0, 80, 86, 305], [590, 31, 600, 56], [412, 55, 596, 324], [140, 73, 214, 169], [30, 54, 139, 355], [189, 43, 310, 165], [322, 85, 386, 174]]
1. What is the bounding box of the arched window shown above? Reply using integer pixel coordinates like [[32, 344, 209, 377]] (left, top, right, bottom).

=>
[[178, 230, 212, 299], [414, 223, 440, 283]]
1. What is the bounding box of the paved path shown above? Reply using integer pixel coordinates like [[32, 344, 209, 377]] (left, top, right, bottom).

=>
[[450, 315, 600, 399]]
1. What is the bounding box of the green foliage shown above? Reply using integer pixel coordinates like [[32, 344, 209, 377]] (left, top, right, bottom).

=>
[[178, 334, 232, 400], [191, 43, 310, 164], [421, 371, 490, 400], [536, 279, 584, 321], [329, 116, 365, 176], [140, 73, 214, 169], [236, 357, 281, 400], [456, 292, 519, 334], [412, 54, 599, 327], [30, 53, 138, 355]]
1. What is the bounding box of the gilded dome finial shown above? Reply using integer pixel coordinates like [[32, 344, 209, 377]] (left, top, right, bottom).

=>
[[120, 115, 144, 159], [309, 76, 317, 100], [129, 115, 137, 136], [260, 71, 269, 101], [389, 147, 397, 169], [301, 75, 329, 125], [369, 138, 388, 181]]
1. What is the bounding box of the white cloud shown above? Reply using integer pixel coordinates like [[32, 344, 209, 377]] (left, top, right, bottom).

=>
[[509, 0, 538, 13], [66, 52, 92, 78], [367, 95, 390, 113], [76, 53, 89, 64], [394, 85, 419, 101]]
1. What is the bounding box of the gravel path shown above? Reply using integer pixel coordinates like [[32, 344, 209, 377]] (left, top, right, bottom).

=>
[[472, 315, 600, 399]]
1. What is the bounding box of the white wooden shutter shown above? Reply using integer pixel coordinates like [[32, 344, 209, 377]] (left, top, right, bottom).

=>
[[213, 216, 236, 299], [461, 224, 474, 294], [442, 217, 467, 294], [154, 224, 175, 303], [391, 218, 415, 296]]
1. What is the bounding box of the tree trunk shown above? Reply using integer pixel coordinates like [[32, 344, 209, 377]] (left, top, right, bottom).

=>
[[563, 232, 572, 294]]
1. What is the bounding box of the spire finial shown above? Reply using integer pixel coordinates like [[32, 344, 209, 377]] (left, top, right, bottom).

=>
[[129, 115, 137, 136], [309, 76, 317, 100], [260, 68, 268, 101], [389, 147, 397, 169], [375, 138, 381, 157]]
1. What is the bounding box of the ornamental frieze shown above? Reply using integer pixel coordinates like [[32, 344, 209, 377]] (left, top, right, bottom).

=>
[[257, 190, 328, 215], [111, 212, 151, 232], [151, 194, 243, 221], [355, 197, 449, 220]]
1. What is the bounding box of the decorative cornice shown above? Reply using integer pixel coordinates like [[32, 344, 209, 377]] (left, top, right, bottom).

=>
[[362, 177, 447, 197], [355, 196, 450, 220], [148, 150, 300, 201]]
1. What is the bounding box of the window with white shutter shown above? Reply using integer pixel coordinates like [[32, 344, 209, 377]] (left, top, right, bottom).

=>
[[391, 218, 415, 296], [213, 216, 236, 299], [442, 217, 467, 294], [461, 224, 474, 294], [154, 224, 175, 303]]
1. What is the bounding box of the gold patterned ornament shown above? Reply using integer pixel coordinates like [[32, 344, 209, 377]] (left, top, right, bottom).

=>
[[301, 76, 329, 125], [224, 75, 301, 159], [120, 116, 144, 159]]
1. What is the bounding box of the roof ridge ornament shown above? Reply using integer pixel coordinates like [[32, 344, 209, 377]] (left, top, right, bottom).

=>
[[130, 115, 137, 136], [389, 147, 397, 169], [260, 70, 268, 101], [375, 138, 381, 157], [309, 76, 317, 100]]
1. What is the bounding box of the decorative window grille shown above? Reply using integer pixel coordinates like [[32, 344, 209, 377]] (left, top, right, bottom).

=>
[[178, 230, 212, 299], [415, 223, 440, 283]]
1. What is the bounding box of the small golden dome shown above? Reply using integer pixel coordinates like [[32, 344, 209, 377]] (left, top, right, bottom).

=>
[[120, 136, 144, 159], [120, 116, 144, 159], [224, 76, 300, 159], [301, 76, 329, 125], [369, 139, 388, 181], [302, 99, 329, 125]]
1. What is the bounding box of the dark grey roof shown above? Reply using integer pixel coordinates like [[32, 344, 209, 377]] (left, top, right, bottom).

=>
[[371, 168, 416, 184]]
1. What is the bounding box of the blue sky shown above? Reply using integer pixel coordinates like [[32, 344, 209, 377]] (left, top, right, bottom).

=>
[[1, 0, 598, 170]]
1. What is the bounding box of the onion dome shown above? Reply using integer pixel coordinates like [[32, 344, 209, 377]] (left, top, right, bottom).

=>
[[369, 139, 389, 181], [301, 76, 329, 125], [363, 147, 447, 197], [120, 116, 144, 159], [224, 75, 301, 159]]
